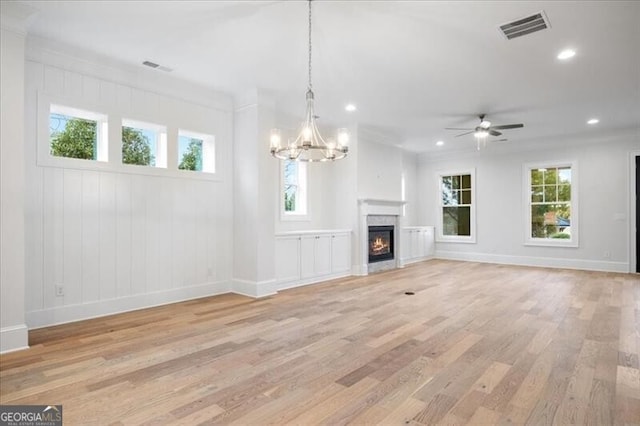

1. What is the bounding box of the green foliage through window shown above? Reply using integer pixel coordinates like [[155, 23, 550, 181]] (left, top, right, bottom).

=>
[[50, 114, 97, 160], [530, 167, 571, 239], [284, 160, 298, 212], [178, 137, 203, 171], [441, 173, 472, 237], [122, 126, 155, 166]]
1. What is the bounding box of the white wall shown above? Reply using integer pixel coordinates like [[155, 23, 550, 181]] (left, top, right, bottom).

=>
[[418, 136, 638, 272], [402, 151, 419, 226], [23, 41, 234, 328], [357, 138, 403, 201], [1, 23, 28, 352]]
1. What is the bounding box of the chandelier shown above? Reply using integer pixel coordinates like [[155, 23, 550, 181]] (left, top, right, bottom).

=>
[[270, 0, 349, 162]]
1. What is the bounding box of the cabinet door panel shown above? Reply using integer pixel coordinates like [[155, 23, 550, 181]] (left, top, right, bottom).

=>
[[401, 229, 412, 261], [275, 237, 300, 283], [424, 227, 435, 256], [300, 236, 316, 278], [331, 233, 351, 273], [314, 235, 332, 276]]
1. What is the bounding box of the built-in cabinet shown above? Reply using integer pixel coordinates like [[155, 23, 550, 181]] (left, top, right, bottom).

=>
[[401, 226, 435, 264], [275, 230, 351, 290]]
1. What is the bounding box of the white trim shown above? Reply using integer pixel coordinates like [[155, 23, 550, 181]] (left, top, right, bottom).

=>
[[523, 160, 579, 248], [630, 150, 640, 273], [275, 271, 351, 291], [276, 229, 351, 237], [0, 324, 29, 354], [47, 100, 109, 163], [436, 168, 476, 243], [37, 90, 223, 181], [27, 280, 231, 329], [436, 250, 628, 273], [231, 279, 277, 298]]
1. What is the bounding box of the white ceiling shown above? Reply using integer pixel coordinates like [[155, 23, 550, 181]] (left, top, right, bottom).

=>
[[15, 0, 640, 153]]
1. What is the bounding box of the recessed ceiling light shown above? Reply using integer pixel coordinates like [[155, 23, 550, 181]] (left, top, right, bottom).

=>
[[345, 104, 357, 112], [436, 140, 444, 146], [557, 49, 576, 60], [587, 118, 599, 125]]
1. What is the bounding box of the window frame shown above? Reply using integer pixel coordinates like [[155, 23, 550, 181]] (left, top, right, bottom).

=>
[[41, 99, 109, 167], [523, 160, 579, 248], [121, 118, 167, 168], [178, 129, 216, 173], [436, 168, 476, 243], [37, 91, 221, 181], [280, 159, 309, 221]]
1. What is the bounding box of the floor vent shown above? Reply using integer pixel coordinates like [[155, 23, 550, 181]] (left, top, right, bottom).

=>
[[499, 11, 550, 40]]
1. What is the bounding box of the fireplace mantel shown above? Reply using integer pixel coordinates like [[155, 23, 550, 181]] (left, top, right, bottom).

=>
[[358, 199, 406, 217], [356, 199, 407, 275]]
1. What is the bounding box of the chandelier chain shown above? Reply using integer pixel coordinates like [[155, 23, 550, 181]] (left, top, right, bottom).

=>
[[269, 0, 349, 162], [308, 0, 312, 89]]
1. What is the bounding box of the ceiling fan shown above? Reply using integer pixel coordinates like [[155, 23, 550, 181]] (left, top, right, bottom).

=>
[[446, 114, 524, 139]]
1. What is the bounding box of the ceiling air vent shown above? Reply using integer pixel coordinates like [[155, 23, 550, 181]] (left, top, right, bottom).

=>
[[499, 11, 550, 40], [142, 60, 173, 72]]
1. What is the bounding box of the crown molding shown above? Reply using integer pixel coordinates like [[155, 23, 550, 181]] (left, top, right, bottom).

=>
[[0, 2, 37, 35]]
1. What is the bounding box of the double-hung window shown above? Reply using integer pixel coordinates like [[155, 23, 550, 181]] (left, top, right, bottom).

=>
[[282, 160, 308, 219], [437, 169, 475, 243], [525, 161, 578, 247]]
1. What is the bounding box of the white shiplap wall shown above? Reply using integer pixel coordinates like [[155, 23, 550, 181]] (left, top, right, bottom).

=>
[[24, 51, 234, 328]]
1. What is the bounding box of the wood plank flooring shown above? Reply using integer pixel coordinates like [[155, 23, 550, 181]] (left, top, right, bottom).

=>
[[1, 260, 638, 425]]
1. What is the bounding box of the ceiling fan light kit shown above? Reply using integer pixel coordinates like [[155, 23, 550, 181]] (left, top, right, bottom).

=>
[[446, 113, 524, 150]]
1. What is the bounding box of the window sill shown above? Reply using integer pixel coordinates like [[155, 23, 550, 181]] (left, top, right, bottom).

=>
[[280, 213, 311, 222], [36, 155, 221, 181], [524, 240, 578, 248], [436, 236, 476, 244]]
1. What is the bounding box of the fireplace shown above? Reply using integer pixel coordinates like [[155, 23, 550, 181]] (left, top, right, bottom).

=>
[[368, 225, 394, 263]]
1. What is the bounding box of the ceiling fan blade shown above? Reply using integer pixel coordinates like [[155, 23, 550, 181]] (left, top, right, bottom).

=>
[[492, 123, 524, 130], [445, 127, 473, 130], [489, 129, 502, 137], [455, 130, 475, 137]]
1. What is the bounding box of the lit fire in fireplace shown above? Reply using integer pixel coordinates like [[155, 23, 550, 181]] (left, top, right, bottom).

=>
[[371, 236, 390, 255]]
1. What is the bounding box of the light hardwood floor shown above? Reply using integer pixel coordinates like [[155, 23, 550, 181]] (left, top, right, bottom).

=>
[[1, 260, 639, 425]]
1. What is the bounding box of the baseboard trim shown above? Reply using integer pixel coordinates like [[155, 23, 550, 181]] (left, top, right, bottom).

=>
[[231, 279, 277, 298], [435, 250, 629, 273], [26, 280, 231, 329], [400, 255, 435, 266], [0, 324, 29, 354], [276, 272, 351, 292]]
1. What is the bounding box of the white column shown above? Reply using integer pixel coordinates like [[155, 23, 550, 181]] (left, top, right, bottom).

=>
[[232, 90, 278, 297], [0, 3, 33, 353]]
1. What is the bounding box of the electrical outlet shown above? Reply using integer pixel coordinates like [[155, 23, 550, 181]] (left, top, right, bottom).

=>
[[55, 285, 64, 297], [603, 251, 611, 259]]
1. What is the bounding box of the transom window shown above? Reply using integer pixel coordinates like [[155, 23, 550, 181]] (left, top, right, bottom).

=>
[[437, 170, 475, 243], [282, 160, 307, 218], [178, 130, 215, 173], [525, 162, 578, 247], [49, 105, 108, 162], [122, 119, 167, 168]]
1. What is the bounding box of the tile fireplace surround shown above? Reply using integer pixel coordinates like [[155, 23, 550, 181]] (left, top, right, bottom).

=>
[[358, 199, 406, 275]]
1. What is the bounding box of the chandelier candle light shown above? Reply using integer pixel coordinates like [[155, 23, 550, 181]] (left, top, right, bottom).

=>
[[270, 0, 349, 162]]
